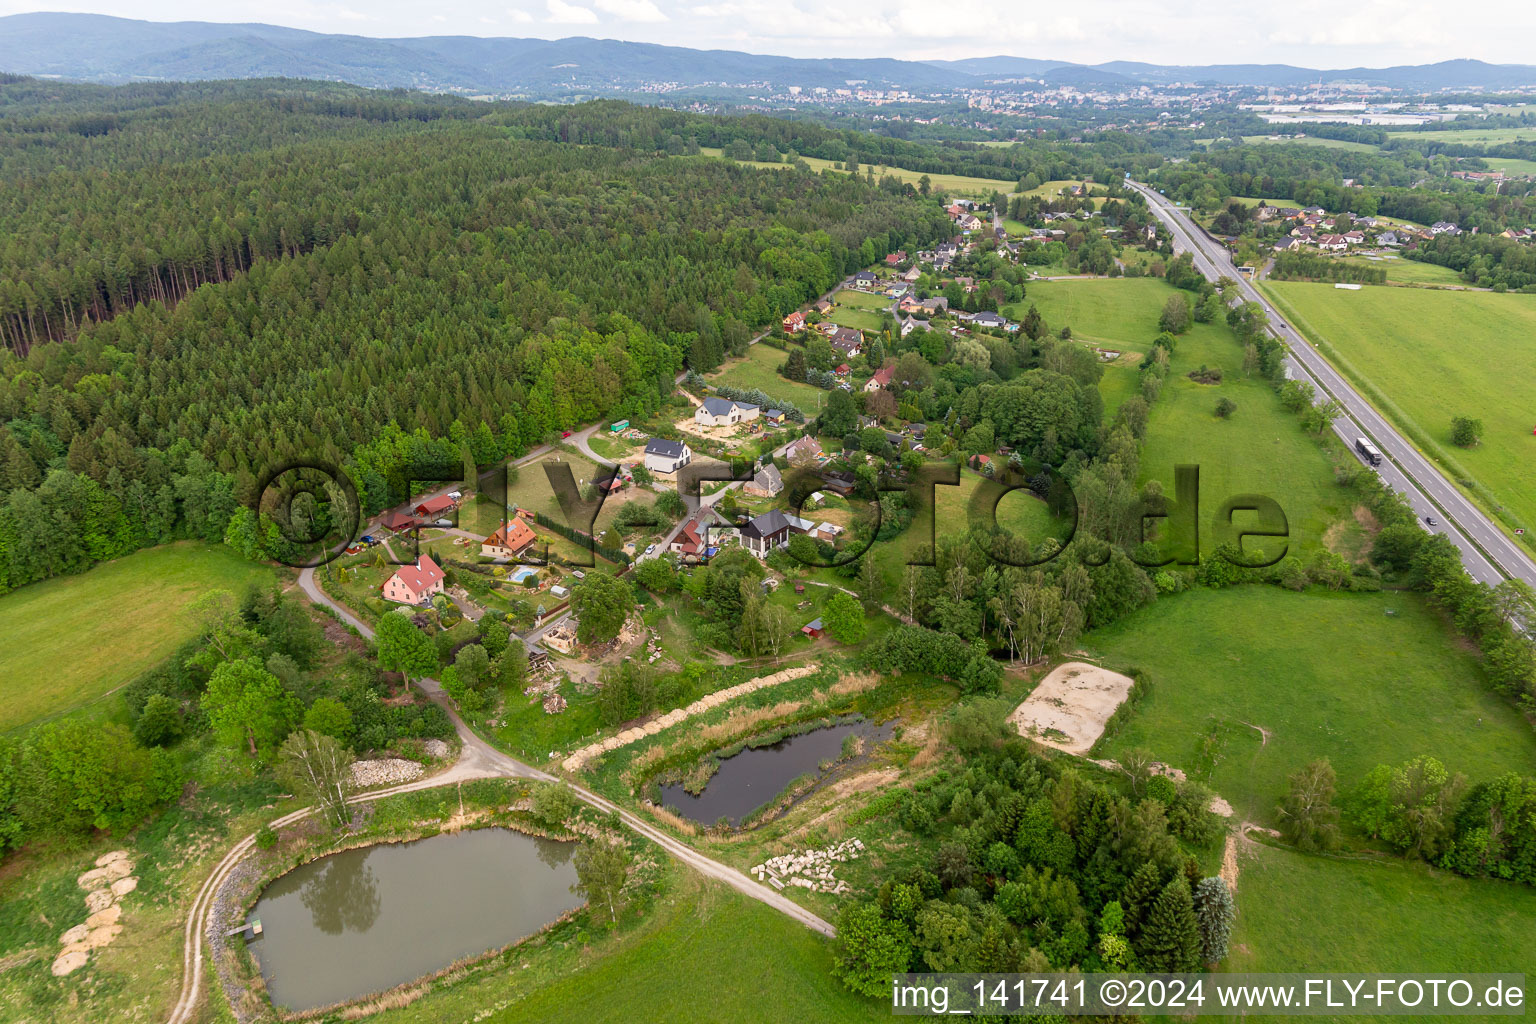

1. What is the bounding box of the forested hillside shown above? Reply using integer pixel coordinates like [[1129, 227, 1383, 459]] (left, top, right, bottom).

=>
[[0, 80, 953, 594]]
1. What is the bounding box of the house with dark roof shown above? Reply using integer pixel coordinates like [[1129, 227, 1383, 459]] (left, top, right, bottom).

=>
[[852, 271, 877, 288], [742, 510, 793, 558], [694, 397, 760, 427], [744, 461, 784, 498], [644, 437, 692, 474], [383, 555, 445, 606], [829, 327, 864, 356], [763, 408, 786, 425]]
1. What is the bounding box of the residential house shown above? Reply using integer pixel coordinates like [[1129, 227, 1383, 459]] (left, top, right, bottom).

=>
[[864, 364, 895, 392], [783, 435, 823, 464], [741, 510, 793, 558], [829, 327, 864, 357], [958, 214, 984, 232], [1317, 234, 1348, 252], [379, 510, 420, 533], [884, 250, 907, 266], [899, 314, 927, 338], [833, 362, 852, 378], [1378, 230, 1400, 246], [1274, 236, 1298, 252], [481, 518, 537, 560], [1343, 231, 1366, 246], [414, 494, 456, 519], [902, 266, 921, 283], [898, 295, 922, 313], [670, 508, 720, 559], [920, 296, 949, 315], [782, 311, 806, 333], [820, 471, 857, 496], [644, 437, 692, 474], [694, 397, 760, 427], [970, 311, 1013, 331], [744, 461, 784, 498], [1430, 221, 1462, 235], [382, 554, 445, 606], [969, 453, 992, 473], [853, 271, 877, 288], [814, 299, 833, 315]]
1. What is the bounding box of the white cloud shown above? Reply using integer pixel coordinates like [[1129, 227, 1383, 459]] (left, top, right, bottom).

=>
[[545, 0, 598, 23], [506, 6, 534, 22], [594, 0, 667, 21]]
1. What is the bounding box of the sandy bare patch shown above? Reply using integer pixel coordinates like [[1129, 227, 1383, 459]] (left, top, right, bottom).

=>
[[1007, 661, 1135, 756]]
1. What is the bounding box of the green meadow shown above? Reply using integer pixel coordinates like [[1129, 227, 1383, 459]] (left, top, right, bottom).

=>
[[0, 542, 276, 733], [1264, 281, 1536, 537], [1085, 586, 1536, 825]]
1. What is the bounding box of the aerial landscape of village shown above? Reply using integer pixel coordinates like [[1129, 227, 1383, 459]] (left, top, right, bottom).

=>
[[1, 2, 1536, 1021]]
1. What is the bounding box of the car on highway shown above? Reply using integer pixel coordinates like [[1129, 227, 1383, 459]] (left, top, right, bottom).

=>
[[1425, 516, 1437, 527]]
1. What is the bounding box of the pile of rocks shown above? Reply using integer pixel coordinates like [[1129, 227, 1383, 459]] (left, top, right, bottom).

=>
[[751, 838, 863, 895], [54, 851, 137, 975], [423, 738, 450, 760], [349, 758, 424, 788]]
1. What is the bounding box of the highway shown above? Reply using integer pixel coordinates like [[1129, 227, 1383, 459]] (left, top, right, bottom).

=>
[[1128, 180, 1536, 589]]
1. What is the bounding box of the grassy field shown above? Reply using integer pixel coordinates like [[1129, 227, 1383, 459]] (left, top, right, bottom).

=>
[[1231, 840, 1536, 983], [1097, 361, 1140, 416], [1484, 156, 1536, 177], [474, 872, 879, 1024], [710, 344, 828, 412], [1006, 277, 1183, 348], [1375, 257, 1467, 286], [1006, 277, 1353, 560], [828, 307, 885, 333], [1263, 281, 1536, 537], [832, 289, 891, 310], [695, 148, 1015, 197], [1388, 126, 1536, 145], [0, 543, 276, 734], [1085, 586, 1536, 825]]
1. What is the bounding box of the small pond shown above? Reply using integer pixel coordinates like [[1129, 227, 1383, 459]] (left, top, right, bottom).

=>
[[658, 715, 894, 827], [245, 828, 581, 1012]]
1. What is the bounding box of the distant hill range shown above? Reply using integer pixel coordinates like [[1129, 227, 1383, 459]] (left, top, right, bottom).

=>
[[4, 12, 1535, 95]]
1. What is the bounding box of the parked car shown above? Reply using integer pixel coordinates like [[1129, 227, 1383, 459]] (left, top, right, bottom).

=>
[[571, 570, 586, 579], [561, 430, 572, 438], [644, 544, 656, 555]]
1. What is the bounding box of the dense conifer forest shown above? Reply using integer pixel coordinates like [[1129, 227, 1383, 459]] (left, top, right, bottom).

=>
[[0, 79, 983, 593]]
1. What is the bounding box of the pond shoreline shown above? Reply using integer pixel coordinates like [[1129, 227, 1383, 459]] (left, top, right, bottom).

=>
[[209, 782, 585, 1023]]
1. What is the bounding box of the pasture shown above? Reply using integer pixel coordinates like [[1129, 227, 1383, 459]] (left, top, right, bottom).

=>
[[1377, 257, 1466, 286], [1231, 841, 1536, 980], [1388, 126, 1536, 145], [1085, 586, 1536, 826], [0, 543, 276, 733], [1484, 156, 1536, 177], [1263, 281, 1536, 536]]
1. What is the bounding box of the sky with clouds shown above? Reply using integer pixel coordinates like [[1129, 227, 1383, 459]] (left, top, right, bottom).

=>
[[4, 0, 1534, 67]]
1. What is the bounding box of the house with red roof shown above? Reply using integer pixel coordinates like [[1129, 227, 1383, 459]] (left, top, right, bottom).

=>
[[481, 518, 537, 560], [782, 310, 806, 333], [383, 554, 445, 606], [863, 364, 895, 393], [414, 494, 456, 518]]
